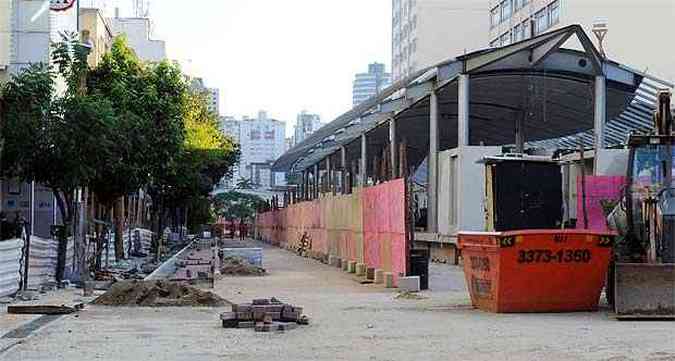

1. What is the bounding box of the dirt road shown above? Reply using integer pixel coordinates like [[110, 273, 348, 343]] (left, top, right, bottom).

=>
[[2, 240, 673, 361]]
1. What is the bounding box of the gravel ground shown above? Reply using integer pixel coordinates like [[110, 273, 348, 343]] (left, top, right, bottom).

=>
[[1, 240, 674, 361]]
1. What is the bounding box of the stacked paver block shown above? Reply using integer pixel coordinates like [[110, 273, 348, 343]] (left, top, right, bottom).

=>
[[348, 261, 357, 273], [220, 298, 309, 332], [398, 276, 421, 292], [366, 267, 375, 280], [374, 269, 384, 284], [384, 272, 395, 288], [356, 263, 366, 277]]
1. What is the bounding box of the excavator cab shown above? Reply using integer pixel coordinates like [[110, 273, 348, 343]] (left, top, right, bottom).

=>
[[612, 91, 675, 319]]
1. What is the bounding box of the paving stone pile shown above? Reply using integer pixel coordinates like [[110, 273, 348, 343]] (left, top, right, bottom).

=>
[[220, 297, 309, 332]]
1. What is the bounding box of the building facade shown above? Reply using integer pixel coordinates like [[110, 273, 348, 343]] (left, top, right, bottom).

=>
[[391, 0, 489, 81], [352, 63, 391, 106], [220, 113, 287, 189], [488, 0, 675, 82], [110, 16, 166, 62], [189, 77, 220, 115], [79, 7, 114, 67], [293, 110, 323, 146]]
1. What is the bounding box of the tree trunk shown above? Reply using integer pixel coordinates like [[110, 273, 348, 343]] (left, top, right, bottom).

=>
[[53, 190, 72, 283], [113, 197, 125, 260]]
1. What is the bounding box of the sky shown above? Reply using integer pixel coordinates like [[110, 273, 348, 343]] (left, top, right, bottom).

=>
[[111, 0, 392, 137]]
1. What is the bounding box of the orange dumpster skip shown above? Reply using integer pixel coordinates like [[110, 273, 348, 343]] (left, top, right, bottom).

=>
[[458, 230, 614, 313]]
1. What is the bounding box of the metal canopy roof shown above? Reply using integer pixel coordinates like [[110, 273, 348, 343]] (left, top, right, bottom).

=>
[[274, 25, 673, 174]]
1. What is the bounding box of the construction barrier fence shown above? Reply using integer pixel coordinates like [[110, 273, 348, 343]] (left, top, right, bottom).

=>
[[255, 179, 409, 285]]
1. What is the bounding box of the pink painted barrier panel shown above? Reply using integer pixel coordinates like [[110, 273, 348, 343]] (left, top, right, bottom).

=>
[[576, 176, 626, 231], [255, 179, 408, 284], [362, 179, 408, 285]]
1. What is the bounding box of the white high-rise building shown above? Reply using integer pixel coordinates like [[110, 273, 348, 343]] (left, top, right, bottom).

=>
[[110, 16, 166, 63], [487, 0, 675, 83], [352, 63, 391, 106], [392, 0, 489, 82], [220, 112, 287, 189], [188, 77, 220, 115], [293, 110, 323, 146]]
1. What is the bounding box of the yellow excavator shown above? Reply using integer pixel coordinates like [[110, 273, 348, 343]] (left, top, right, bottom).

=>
[[608, 90, 675, 319]]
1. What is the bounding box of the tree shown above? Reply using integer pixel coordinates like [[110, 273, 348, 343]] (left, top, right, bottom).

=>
[[213, 191, 267, 223], [152, 91, 239, 233], [87, 37, 189, 259], [0, 34, 114, 281]]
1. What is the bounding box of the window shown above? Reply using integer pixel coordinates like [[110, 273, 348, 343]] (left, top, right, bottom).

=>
[[500, 0, 511, 22], [549, 0, 560, 26], [534, 9, 548, 34], [522, 20, 530, 39], [500, 31, 512, 46], [513, 23, 522, 42], [513, 0, 521, 11], [490, 6, 499, 28]]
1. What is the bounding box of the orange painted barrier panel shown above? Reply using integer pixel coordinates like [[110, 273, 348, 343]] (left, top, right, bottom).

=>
[[458, 230, 614, 313]]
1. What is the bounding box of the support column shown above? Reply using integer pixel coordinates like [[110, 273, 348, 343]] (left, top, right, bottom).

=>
[[313, 164, 319, 199], [594, 75, 606, 175], [428, 90, 439, 233], [326, 157, 332, 195], [458, 74, 470, 146], [389, 119, 398, 179], [360, 134, 367, 187], [340, 146, 347, 194]]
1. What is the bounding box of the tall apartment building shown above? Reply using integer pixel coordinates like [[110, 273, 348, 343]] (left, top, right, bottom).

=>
[[110, 16, 166, 62], [189, 77, 220, 114], [352, 63, 392, 106], [220, 113, 287, 189], [391, 0, 489, 81], [293, 110, 323, 146], [488, 0, 675, 82]]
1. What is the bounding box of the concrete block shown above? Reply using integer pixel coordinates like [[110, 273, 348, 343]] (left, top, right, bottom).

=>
[[278, 322, 298, 331], [356, 263, 366, 277], [384, 272, 395, 288], [374, 269, 384, 284], [398, 276, 421, 292], [348, 261, 357, 273], [236, 312, 252, 320], [237, 321, 255, 328], [222, 319, 238, 328], [220, 312, 237, 320], [366, 267, 375, 280]]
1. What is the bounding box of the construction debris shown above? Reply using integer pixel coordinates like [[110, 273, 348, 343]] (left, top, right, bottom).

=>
[[220, 256, 266, 276], [395, 291, 428, 300], [8, 304, 84, 315], [220, 298, 309, 332], [92, 280, 228, 307]]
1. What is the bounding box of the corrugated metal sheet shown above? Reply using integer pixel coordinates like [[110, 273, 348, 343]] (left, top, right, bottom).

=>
[[27, 236, 74, 289], [529, 75, 673, 150], [0, 238, 23, 298]]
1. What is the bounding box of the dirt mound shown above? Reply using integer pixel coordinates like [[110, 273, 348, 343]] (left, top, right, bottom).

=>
[[220, 256, 266, 276], [93, 280, 228, 307]]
